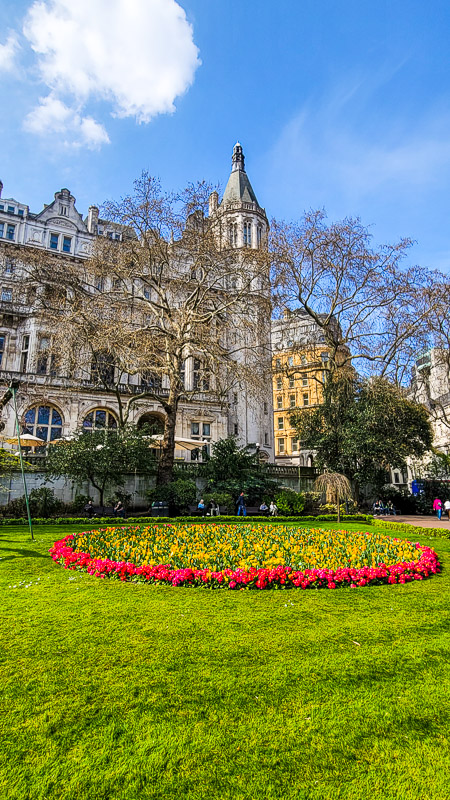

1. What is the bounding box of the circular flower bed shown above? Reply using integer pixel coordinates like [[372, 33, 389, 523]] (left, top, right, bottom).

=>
[[49, 523, 441, 590]]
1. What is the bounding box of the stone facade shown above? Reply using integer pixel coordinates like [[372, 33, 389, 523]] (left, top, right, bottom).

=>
[[0, 146, 274, 503], [406, 348, 450, 484]]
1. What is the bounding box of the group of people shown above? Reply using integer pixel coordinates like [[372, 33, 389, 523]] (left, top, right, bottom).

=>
[[197, 498, 220, 516], [372, 500, 397, 516], [196, 493, 279, 517], [83, 499, 126, 518], [433, 497, 450, 520], [236, 493, 278, 516], [258, 500, 278, 516]]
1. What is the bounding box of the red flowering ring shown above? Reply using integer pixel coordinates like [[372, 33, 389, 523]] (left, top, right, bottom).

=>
[[49, 535, 441, 590]]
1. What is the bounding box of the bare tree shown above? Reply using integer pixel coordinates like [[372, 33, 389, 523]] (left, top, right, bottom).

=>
[[270, 210, 430, 387], [24, 174, 271, 484]]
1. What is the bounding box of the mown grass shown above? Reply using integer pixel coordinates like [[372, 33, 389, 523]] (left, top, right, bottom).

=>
[[1, 522, 449, 800]]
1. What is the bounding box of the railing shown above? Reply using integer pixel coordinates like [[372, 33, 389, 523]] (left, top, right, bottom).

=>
[[0, 370, 221, 403], [0, 370, 170, 399], [0, 301, 30, 316], [266, 464, 317, 477]]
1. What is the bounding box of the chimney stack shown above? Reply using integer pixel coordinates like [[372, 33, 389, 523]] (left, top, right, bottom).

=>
[[87, 205, 99, 234], [208, 190, 218, 216]]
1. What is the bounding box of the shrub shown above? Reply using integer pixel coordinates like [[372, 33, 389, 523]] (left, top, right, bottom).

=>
[[0, 487, 63, 518], [202, 491, 234, 514], [147, 478, 197, 514], [274, 488, 305, 516], [379, 486, 418, 514]]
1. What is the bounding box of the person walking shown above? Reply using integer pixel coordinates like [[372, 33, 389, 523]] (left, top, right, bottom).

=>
[[444, 499, 450, 521], [236, 492, 247, 516], [433, 497, 443, 520]]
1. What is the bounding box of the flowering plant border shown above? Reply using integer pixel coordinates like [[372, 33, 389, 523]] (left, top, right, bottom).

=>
[[49, 534, 441, 590]]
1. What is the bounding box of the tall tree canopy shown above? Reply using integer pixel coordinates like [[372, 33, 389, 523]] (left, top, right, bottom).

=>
[[292, 375, 433, 493], [45, 427, 156, 508], [270, 210, 430, 386]]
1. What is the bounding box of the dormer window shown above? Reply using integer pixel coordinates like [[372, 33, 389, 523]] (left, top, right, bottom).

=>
[[50, 233, 59, 250], [60, 204, 68, 216], [243, 221, 252, 247]]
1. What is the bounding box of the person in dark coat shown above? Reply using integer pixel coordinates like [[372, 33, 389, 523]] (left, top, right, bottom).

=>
[[236, 492, 247, 516]]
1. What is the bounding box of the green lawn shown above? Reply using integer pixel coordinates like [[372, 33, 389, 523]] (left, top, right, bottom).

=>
[[1, 522, 449, 800]]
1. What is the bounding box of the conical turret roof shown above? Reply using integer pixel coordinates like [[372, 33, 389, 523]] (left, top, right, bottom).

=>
[[221, 142, 260, 207]]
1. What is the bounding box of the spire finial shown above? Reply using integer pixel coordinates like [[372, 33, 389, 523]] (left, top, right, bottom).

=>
[[232, 142, 245, 172]]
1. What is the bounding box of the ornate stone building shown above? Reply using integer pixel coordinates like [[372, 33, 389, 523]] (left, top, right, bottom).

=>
[[0, 146, 274, 492]]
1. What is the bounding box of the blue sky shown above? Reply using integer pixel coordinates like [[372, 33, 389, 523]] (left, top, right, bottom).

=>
[[1, 0, 450, 271]]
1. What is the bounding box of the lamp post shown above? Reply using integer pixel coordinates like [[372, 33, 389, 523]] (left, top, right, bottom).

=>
[[9, 381, 34, 541]]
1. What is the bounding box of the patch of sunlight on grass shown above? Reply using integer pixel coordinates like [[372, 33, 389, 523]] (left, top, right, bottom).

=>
[[0, 523, 449, 799]]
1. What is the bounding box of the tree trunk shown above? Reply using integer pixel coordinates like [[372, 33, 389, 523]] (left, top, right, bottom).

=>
[[157, 400, 178, 486], [90, 476, 105, 512], [337, 492, 341, 523]]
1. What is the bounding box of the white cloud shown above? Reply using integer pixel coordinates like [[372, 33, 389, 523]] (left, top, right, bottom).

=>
[[23, 94, 110, 149], [0, 32, 20, 72], [267, 83, 450, 221], [20, 0, 200, 147]]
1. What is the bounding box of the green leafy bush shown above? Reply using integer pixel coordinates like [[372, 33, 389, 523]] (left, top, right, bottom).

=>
[[147, 478, 197, 514], [0, 487, 63, 518], [202, 491, 235, 514], [274, 488, 305, 516]]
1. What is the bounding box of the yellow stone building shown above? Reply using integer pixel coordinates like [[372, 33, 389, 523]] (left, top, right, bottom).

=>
[[271, 311, 329, 465]]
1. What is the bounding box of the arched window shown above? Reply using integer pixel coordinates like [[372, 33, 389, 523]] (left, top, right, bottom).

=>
[[307, 454, 314, 468], [137, 413, 165, 435], [243, 221, 252, 247], [23, 405, 63, 443], [83, 408, 118, 430]]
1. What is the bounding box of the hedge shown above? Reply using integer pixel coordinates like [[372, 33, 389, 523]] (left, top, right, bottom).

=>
[[0, 513, 373, 526], [376, 519, 450, 540]]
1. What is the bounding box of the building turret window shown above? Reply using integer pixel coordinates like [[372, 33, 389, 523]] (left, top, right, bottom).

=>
[[243, 221, 252, 247], [257, 225, 262, 247], [228, 223, 237, 247]]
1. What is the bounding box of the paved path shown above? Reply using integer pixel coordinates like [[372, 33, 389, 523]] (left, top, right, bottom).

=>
[[377, 514, 450, 528]]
